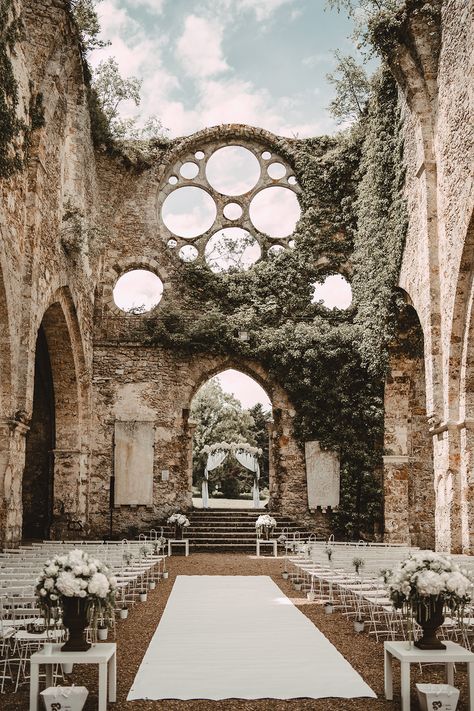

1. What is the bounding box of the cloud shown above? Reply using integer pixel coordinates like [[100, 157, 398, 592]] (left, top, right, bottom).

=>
[[133, 0, 165, 13], [176, 15, 229, 78], [238, 0, 296, 22]]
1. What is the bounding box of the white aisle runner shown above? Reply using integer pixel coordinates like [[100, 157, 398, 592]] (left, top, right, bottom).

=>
[[127, 575, 376, 701]]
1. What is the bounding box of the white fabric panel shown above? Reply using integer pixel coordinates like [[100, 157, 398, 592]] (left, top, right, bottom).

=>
[[114, 421, 154, 506], [127, 575, 376, 701], [234, 449, 260, 508], [203, 450, 228, 508]]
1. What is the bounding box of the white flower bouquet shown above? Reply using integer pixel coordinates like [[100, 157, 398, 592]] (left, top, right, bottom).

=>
[[35, 549, 117, 630], [255, 514, 277, 539], [167, 513, 190, 528], [385, 551, 473, 648]]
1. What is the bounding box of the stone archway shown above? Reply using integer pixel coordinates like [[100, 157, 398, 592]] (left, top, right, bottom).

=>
[[383, 292, 435, 548], [189, 368, 273, 510], [22, 290, 88, 539]]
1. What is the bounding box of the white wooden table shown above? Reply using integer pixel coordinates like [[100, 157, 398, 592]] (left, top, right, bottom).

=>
[[384, 640, 474, 710], [256, 539, 278, 557], [168, 539, 189, 556], [29, 643, 116, 711]]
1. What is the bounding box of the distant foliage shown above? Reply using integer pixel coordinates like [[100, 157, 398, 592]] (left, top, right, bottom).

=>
[[327, 51, 371, 123]]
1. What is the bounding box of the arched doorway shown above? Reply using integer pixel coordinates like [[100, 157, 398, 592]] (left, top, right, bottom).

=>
[[190, 369, 272, 509], [22, 296, 84, 539], [383, 293, 435, 548]]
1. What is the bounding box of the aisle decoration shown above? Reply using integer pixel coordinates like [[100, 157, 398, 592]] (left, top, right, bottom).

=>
[[167, 512, 190, 539], [386, 551, 473, 649], [352, 556, 365, 575], [35, 549, 117, 651], [201, 441, 263, 508], [255, 514, 276, 540]]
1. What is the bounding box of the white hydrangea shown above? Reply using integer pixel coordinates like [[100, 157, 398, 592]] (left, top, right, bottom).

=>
[[87, 572, 110, 598], [56, 571, 82, 597], [255, 515, 277, 529]]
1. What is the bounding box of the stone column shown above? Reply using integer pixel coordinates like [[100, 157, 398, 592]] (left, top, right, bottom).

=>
[[430, 420, 463, 552], [383, 455, 411, 543], [50, 448, 88, 539], [0, 419, 29, 547], [266, 419, 277, 509], [185, 419, 197, 509], [460, 418, 474, 552]]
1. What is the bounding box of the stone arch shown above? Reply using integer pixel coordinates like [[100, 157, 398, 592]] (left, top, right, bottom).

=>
[[383, 290, 435, 548], [22, 287, 88, 538]]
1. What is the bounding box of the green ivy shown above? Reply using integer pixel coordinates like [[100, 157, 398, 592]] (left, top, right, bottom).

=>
[[0, 0, 25, 178]]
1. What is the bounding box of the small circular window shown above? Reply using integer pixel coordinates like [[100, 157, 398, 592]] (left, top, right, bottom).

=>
[[113, 270, 163, 314], [311, 274, 352, 310]]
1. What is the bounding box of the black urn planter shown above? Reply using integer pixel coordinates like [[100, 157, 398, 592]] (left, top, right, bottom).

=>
[[414, 597, 447, 650], [61, 597, 91, 652], [174, 525, 183, 540]]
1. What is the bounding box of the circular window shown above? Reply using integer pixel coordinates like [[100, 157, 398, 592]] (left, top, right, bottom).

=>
[[311, 274, 352, 310], [167, 238, 177, 249], [195, 151, 205, 160], [223, 202, 243, 221], [113, 270, 163, 313], [268, 245, 285, 257], [180, 162, 199, 179], [162, 186, 217, 238], [179, 245, 199, 262], [206, 146, 260, 196], [205, 228, 261, 273], [262, 151, 271, 160], [288, 175, 297, 186], [267, 162, 286, 180], [249, 187, 300, 238], [168, 175, 178, 185]]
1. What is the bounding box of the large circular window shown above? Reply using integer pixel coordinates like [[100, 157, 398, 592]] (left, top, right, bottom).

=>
[[160, 139, 301, 270], [113, 270, 163, 313]]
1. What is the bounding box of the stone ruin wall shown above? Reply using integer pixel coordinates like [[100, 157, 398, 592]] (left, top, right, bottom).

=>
[[0, 0, 472, 548], [383, 0, 474, 551]]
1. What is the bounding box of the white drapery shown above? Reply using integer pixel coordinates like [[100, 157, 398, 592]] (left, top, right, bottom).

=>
[[202, 450, 228, 508], [234, 448, 260, 508], [202, 446, 261, 508]]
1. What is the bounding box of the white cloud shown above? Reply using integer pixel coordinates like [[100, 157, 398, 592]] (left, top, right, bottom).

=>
[[134, 0, 165, 13], [238, 0, 296, 22], [176, 15, 229, 78]]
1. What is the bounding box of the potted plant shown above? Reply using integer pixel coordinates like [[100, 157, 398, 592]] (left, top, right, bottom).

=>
[[119, 606, 128, 619], [307, 589, 316, 602], [386, 551, 473, 649], [293, 578, 303, 591], [354, 617, 365, 633], [255, 514, 277, 540], [35, 548, 117, 652], [139, 590, 147, 602], [149, 580, 156, 590], [324, 601, 334, 614], [167, 512, 190, 539], [325, 545, 333, 565], [352, 556, 365, 576], [97, 621, 108, 640]]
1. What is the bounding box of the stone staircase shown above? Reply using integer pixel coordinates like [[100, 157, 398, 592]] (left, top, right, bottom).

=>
[[165, 509, 313, 552]]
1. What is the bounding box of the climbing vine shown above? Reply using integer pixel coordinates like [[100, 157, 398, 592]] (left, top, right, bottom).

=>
[[0, 0, 25, 178], [142, 67, 407, 539]]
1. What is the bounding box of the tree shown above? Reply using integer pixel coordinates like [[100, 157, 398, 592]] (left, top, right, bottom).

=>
[[248, 404, 272, 489], [92, 57, 168, 141], [191, 380, 264, 498], [70, 0, 110, 53], [327, 51, 371, 123]]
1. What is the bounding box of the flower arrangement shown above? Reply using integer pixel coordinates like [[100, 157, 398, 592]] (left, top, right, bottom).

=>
[[385, 551, 474, 648], [255, 514, 276, 531], [325, 545, 333, 562], [352, 556, 365, 574], [140, 544, 154, 557], [203, 442, 263, 455], [35, 549, 117, 631], [167, 513, 190, 528]]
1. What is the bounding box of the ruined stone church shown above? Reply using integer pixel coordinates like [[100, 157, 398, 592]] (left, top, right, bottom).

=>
[[0, 0, 472, 553]]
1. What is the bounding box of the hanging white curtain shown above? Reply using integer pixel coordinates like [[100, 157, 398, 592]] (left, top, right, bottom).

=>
[[202, 450, 228, 508], [234, 449, 261, 508]]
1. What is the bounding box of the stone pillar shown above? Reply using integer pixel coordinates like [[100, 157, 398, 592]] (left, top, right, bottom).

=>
[[383, 455, 411, 543], [185, 419, 197, 509], [0, 419, 29, 547], [50, 448, 88, 539], [266, 419, 277, 510], [460, 418, 474, 552], [430, 420, 463, 552]]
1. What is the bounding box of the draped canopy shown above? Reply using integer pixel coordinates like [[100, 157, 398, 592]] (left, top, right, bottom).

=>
[[201, 442, 262, 508]]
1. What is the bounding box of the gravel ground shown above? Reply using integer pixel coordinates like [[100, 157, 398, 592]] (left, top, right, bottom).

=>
[[2, 553, 470, 710]]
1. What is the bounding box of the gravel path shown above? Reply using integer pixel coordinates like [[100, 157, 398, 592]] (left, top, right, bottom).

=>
[[3, 553, 470, 710]]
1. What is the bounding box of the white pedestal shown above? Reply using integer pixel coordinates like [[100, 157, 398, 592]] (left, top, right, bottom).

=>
[[256, 539, 278, 557], [384, 640, 474, 711], [30, 643, 116, 711], [168, 539, 190, 556]]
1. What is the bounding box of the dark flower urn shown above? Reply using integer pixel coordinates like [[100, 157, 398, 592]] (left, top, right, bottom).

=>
[[263, 527, 271, 541], [414, 597, 446, 650], [61, 596, 91, 652], [175, 525, 183, 540]]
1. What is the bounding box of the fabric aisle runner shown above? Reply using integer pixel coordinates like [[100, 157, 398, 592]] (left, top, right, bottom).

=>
[[127, 575, 376, 700]]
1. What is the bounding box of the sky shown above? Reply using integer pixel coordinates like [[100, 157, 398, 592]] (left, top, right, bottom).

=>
[[90, 0, 359, 138], [101, 0, 357, 407]]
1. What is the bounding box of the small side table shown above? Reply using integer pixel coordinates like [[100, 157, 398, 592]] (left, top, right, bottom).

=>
[[30, 642, 116, 711], [256, 539, 278, 557], [168, 539, 190, 556], [384, 640, 474, 711]]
